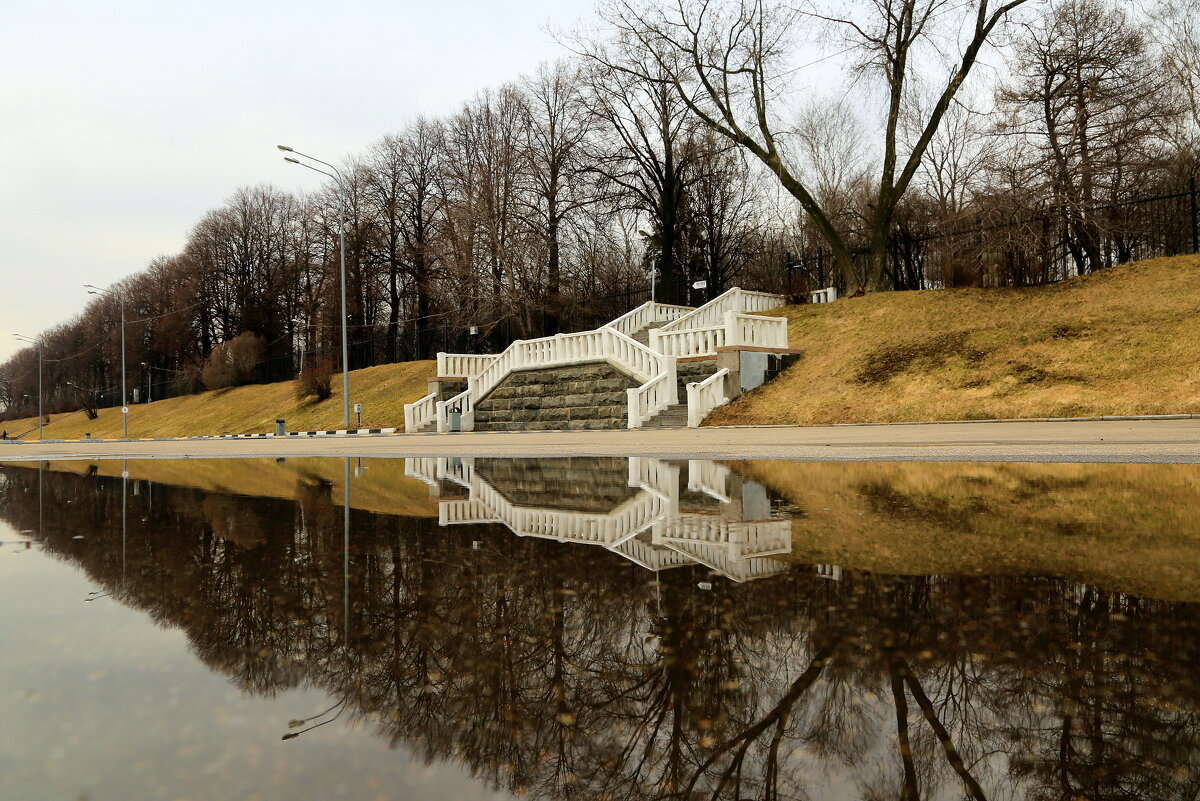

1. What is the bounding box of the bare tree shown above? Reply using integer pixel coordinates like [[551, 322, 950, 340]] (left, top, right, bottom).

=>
[[578, 0, 1032, 292]]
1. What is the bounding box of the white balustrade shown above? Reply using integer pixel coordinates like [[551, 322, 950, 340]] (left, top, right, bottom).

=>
[[810, 287, 838, 303], [435, 388, 474, 433], [724, 312, 789, 350], [604, 300, 694, 337], [437, 352, 497, 379], [686, 369, 730, 428], [626, 357, 678, 429], [657, 288, 786, 334], [404, 392, 438, 433]]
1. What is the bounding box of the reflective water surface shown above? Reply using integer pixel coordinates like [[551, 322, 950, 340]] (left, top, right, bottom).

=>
[[2, 457, 1199, 800]]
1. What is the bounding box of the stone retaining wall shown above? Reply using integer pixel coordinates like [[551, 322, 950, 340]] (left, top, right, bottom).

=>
[[473, 364, 639, 431]]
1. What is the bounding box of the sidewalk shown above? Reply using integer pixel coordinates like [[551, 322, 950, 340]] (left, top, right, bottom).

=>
[[2, 418, 1198, 463]]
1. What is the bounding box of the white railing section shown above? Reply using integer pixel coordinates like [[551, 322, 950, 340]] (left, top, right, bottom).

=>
[[810, 287, 838, 303], [687, 369, 730, 428], [462, 327, 675, 431], [656, 288, 786, 334], [604, 300, 694, 337], [654, 311, 788, 358], [627, 457, 680, 514], [435, 456, 475, 488], [404, 393, 438, 434], [626, 359, 678, 429], [437, 352, 497, 379], [435, 388, 474, 433], [725, 312, 789, 349]]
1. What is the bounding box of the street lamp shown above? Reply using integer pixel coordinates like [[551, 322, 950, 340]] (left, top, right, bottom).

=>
[[278, 144, 352, 429], [85, 284, 128, 438], [13, 334, 42, 440]]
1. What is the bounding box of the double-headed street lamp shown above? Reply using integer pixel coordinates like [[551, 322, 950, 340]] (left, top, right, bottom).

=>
[[85, 284, 128, 438], [12, 334, 42, 440], [278, 144, 352, 430]]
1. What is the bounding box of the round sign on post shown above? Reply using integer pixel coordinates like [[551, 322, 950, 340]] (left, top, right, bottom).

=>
[[121, 407, 129, 414]]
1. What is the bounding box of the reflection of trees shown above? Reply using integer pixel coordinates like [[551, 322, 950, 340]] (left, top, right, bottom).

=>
[[4, 464, 1200, 800]]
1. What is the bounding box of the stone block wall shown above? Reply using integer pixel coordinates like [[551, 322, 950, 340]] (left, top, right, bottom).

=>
[[473, 363, 639, 431]]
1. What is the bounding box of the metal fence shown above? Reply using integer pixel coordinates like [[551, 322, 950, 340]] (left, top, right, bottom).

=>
[[787, 178, 1200, 293]]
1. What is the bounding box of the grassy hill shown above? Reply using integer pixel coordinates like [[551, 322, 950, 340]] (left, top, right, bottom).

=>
[[710, 254, 1200, 425], [4, 254, 1199, 438], [3, 360, 435, 440]]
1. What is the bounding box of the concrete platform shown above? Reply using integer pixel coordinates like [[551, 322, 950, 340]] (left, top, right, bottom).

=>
[[2, 418, 1198, 463]]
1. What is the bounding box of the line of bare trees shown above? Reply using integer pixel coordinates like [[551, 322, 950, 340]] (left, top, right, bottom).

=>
[[3, 0, 1197, 421]]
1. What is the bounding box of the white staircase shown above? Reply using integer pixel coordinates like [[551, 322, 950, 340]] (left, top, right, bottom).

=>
[[405, 288, 788, 433]]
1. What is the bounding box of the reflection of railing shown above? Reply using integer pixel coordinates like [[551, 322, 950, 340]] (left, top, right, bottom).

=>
[[404, 393, 437, 434], [687, 460, 731, 502], [686, 369, 730, 429], [653, 516, 792, 561], [429, 458, 791, 583], [403, 457, 440, 486]]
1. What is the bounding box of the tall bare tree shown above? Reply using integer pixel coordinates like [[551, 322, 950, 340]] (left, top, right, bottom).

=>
[[579, 0, 1032, 292]]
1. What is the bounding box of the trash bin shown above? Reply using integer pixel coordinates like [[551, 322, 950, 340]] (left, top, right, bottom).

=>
[[275, 419, 286, 436], [84, 433, 91, 440], [448, 410, 461, 432]]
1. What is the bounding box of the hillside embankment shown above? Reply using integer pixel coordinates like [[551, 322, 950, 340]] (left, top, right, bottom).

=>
[[4, 254, 1199, 439], [711, 254, 1200, 425], [2, 360, 434, 440]]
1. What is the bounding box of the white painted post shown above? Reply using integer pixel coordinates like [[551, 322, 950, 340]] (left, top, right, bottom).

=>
[[627, 387, 642, 429], [664, 355, 678, 405], [649, 327, 661, 353], [435, 400, 447, 433], [436, 352, 448, 376], [724, 310, 739, 348], [687, 382, 701, 428]]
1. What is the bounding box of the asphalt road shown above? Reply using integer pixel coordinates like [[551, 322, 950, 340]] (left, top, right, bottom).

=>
[[2, 418, 1198, 463]]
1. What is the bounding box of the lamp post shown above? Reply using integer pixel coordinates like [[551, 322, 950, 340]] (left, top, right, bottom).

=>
[[85, 284, 128, 438], [278, 144, 352, 429], [13, 334, 42, 440]]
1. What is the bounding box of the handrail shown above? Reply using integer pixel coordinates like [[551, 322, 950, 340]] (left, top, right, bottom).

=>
[[686, 368, 729, 427], [437, 352, 497, 379], [604, 300, 694, 337], [657, 287, 786, 334], [653, 312, 788, 357], [467, 326, 670, 417], [403, 392, 438, 433], [435, 388, 474, 433]]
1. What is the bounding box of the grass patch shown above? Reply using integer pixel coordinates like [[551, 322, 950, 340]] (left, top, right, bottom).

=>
[[3, 360, 435, 439], [709, 254, 1200, 425]]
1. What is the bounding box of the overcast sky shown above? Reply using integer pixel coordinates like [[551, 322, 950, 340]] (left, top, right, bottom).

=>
[[0, 0, 596, 364]]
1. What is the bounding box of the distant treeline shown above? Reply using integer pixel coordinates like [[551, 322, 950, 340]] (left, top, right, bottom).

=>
[[3, 0, 1197, 420]]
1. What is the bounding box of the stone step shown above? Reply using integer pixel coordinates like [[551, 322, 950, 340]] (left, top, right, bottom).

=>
[[642, 404, 689, 429], [630, 321, 668, 346]]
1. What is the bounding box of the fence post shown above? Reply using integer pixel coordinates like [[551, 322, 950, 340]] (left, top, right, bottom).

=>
[[1190, 176, 1198, 255]]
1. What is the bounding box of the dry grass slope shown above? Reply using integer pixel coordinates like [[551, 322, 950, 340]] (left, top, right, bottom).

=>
[[4, 360, 435, 439], [710, 254, 1200, 425]]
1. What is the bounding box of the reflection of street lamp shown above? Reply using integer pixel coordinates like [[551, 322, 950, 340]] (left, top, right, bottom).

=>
[[278, 145, 351, 429], [13, 334, 42, 440], [85, 284, 128, 438]]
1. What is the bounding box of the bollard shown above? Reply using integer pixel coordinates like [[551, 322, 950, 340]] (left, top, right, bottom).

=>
[[275, 419, 286, 436], [84, 433, 91, 440]]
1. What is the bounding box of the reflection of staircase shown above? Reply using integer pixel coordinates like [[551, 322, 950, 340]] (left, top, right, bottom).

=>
[[405, 288, 789, 433], [406, 457, 793, 583]]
